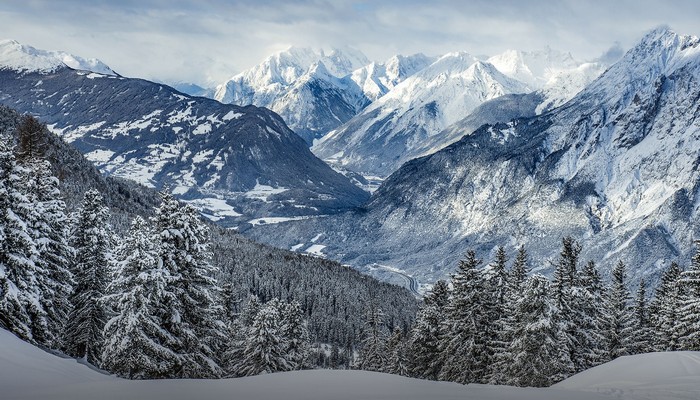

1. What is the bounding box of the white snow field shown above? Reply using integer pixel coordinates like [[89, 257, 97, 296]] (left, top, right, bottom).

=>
[[2, 328, 699, 400]]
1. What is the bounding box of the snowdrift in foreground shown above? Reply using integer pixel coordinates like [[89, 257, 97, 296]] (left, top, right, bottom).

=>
[[555, 351, 700, 399], [2, 328, 699, 400]]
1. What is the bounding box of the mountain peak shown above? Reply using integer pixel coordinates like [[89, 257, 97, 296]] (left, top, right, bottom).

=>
[[0, 39, 115, 75]]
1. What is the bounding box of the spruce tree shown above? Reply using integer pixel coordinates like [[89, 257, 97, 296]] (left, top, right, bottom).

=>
[[153, 193, 224, 378], [629, 278, 652, 354], [0, 138, 43, 343], [408, 280, 449, 380], [650, 262, 683, 351], [506, 274, 565, 387], [386, 326, 409, 376], [438, 251, 489, 384], [576, 260, 607, 368], [281, 300, 311, 370], [358, 305, 387, 372], [63, 190, 111, 365], [678, 241, 700, 350], [550, 237, 579, 375], [23, 158, 74, 348], [603, 261, 633, 359], [102, 216, 179, 378], [235, 302, 290, 376], [483, 246, 510, 384]]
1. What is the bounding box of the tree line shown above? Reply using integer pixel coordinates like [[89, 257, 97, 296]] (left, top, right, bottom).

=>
[[355, 238, 700, 387], [0, 115, 417, 379]]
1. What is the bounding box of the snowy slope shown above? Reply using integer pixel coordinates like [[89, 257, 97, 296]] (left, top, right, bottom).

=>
[[350, 53, 436, 101], [555, 352, 700, 399], [0, 39, 116, 75], [248, 27, 700, 289], [6, 327, 696, 400], [214, 47, 371, 144], [312, 52, 530, 178]]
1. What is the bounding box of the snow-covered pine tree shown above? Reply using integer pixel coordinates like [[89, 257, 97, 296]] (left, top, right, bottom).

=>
[[281, 300, 311, 370], [358, 305, 387, 372], [603, 260, 633, 360], [235, 301, 290, 376], [408, 280, 449, 380], [102, 216, 179, 379], [650, 262, 684, 351], [22, 158, 74, 348], [386, 326, 409, 376], [506, 274, 567, 387], [153, 193, 224, 378], [63, 189, 111, 365], [0, 137, 43, 343], [489, 246, 531, 385], [576, 260, 607, 368], [329, 343, 340, 369], [551, 237, 579, 375], [484, 246, 510, 384], [628, 278, 652, 354], [438, 250, 489, 384], [678, 241, 700, 350]]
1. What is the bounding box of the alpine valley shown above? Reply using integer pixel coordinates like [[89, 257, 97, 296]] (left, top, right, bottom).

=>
[[247, 27, 700, 290], [1, 27, 699, 293]]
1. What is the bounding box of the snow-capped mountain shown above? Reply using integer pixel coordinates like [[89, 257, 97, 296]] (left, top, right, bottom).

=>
[[313, 46, 606, 179], [350, 53, 436, 101], [214, 46, 371, 144], [0, 41, 368, 225], [0, 39, 116, 75], [248, 27, 700, 289], [312, 52, 531, 178]]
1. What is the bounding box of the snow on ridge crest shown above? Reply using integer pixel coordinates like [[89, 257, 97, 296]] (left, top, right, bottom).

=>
[[0, 39, 115, 75]]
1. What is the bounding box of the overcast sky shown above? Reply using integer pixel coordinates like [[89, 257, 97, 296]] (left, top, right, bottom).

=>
[[1, 0, 698, 86]]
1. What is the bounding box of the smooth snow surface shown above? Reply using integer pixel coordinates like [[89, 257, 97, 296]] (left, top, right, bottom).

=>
[[555, 352, 700, 400], [3, 329, 700, 400]]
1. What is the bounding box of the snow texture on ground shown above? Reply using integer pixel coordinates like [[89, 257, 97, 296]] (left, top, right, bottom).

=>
[[3, 328, 700, 400]]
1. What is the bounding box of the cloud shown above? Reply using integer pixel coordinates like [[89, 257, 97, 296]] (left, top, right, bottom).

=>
[[0, 0, 698, 86]]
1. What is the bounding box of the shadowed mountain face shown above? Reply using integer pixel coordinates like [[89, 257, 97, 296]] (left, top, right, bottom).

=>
[[0, 66, 368, 225], [247, 28, 700, 290]]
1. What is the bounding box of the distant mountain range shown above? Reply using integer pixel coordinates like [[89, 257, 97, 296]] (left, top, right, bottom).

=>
[[247, 27, 700, 290], [212, 44, 606, 179], [0, 39, 368, 226], [2, 28, 698, 293]]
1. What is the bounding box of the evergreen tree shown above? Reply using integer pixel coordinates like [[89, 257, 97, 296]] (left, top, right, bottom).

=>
[[438, 251, 489, 384], [485, 247, 511, 382], [388, 326, 409, 376], [63, 190, 111, 365], [23, 158, 74, 348], [678, 241, 700, 350], [408, 280, 449, 380], [506, 274, 565, 387], [629, 278, 652, 354], [153, 194, 224, 378], [358, 305, 387, 372], [603, 261, 633, 360], [0, 138, 43, 343], [329, 343, 340, 369], [509, 246, 530, 294], [576, 260, 607, 368], [102, 216, 178, 378], [281, 300, 311, 370], [550, 237, 579, 375], [235, 302, 290, 376], [650, 262, 684, 351]]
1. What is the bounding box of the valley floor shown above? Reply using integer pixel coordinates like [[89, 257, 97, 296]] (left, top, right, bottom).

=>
[[3, 329, 700, 400]]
